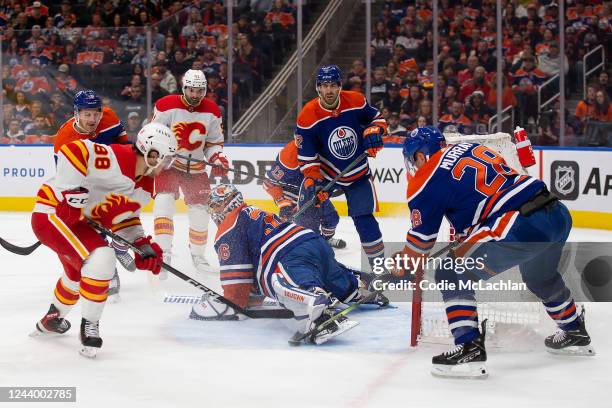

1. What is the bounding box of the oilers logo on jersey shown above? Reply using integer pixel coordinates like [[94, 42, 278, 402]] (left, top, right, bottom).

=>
[[328, 126, 358, 160]]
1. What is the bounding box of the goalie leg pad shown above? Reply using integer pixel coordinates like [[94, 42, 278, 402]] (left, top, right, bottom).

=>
[[79, 246, 115, 322], [271, 273, 330, 334]]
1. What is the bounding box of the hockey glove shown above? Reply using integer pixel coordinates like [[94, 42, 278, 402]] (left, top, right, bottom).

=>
[[302, 177, 329, 207], [277, 199, 296, 221], [209, 152, 230, 177], [56, 187, 89, 226], [133, 236, 163, 275], [363, 125, 384, 158]]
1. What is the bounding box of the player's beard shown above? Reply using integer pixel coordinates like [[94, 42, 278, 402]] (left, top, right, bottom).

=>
[[185, 95, 203, 106], [319, 92, 340, 110]]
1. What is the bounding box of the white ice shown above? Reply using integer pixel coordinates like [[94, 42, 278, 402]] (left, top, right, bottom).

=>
[[0, 212, 610, 408]]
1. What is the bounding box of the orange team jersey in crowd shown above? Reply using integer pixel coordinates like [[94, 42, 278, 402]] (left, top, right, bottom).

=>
[[53, 106, 128, 153]]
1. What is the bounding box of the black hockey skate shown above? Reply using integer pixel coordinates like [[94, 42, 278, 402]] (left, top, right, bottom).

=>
[[327, 237, 347, 249], [545, 307, 595, 356], [30, 304, 71, 337], [306, 309, 359, 345], [80, 318, 103, 358], [431, 320, 488, 379]]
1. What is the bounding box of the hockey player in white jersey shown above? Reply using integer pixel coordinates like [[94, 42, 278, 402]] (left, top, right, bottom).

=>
[[30, 123, 176, 358], [151, 69, 229, 276]]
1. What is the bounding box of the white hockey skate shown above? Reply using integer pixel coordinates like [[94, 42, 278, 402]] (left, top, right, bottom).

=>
[[158, 253, 172, 280], [191, 254, 213, 274]]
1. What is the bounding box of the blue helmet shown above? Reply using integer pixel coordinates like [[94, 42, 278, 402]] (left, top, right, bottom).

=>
[[316, 65, 342, 86], [73, 90, 102, 112], [402, 126, 445, 172]]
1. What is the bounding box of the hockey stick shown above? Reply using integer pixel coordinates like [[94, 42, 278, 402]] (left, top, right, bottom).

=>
[[289, 240, 458, 345], [291, 151, 370, 222], [0, 237, 42, 256], [85, 220, 295, 320]]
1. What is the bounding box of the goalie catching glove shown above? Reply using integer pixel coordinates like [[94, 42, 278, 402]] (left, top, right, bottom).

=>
[[189, 294, 245, 321], [363, 125, 384, 158], [133, 236, 163, 274]]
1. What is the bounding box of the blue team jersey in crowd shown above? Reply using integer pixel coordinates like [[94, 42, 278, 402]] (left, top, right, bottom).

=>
[[295, 91, 386, 186], [214, 204, 319, 306], [404, 142, 545, 254]]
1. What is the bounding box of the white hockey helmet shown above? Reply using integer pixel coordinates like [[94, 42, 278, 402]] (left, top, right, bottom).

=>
[[135, 123, 177, 173], [182, 69, 207, 95]]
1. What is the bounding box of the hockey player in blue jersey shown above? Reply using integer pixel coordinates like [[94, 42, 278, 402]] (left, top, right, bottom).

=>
[[295, 65, 387, 270], [263, 140, 346, 249], [189, 184, 386, 344], [399, 127, 594, 378]]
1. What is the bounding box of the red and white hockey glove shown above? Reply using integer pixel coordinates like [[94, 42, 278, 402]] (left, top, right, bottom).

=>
[[56, 187, 89, 226], [133, 236, 163, 275], [363, 125, 384, 158], [209, 152, 230, 177]]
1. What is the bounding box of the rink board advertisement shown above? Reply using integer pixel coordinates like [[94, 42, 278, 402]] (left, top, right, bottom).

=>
[[0, 144, 610, 229]]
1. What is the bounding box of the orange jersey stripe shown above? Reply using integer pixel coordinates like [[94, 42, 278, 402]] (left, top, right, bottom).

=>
[[59, 140, 89, 177]]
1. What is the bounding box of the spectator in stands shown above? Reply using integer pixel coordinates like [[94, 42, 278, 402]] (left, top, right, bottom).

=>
[[538, 43, 568, 77], [4, 119, 25, 144], [512, 55, 547, 126], [119, 21, 145, 54], [100, 0, 118, 27], [345, 59, 367, 87], [151, 72, 170, 102], [83, 13, 104, 39], [383, 83, 403, 114], [122, 85, 145, 121], [416, 98, 433, 127], [575, 85, 597, 126], [201, 48, 221, 77], [416, 115, 428, 129], [487, 73, 518, 109], [385, 60, 400, 84], [400, 84, 422, 124], [458, 55, 479, 84], [55, 64, 77, 95], [170, 49, 191, 77], [49, 91, 72, 125], [109, 44, 132, 65], [592, 90, 612, 122], [404, 68, 420, 88], [537, 101, 580, 146], [371, 67, 390, 108], [126, 111, 141, 142], [459, 66, 491, 102], [155, 62, 178, 94], [440, 84, 459, 115], [597, 72, 612, 99], [120, 74, 143, 100], [26, 2, 47, 30], [14, 91, 31, 121], [387, 112, 407, 137], [236, 33, 263, 93], [346, 76, 363, 93], [464, 90, 492, 133], [131, 45, 148, 66], [439, 100, 472, 134], [24, 114, 52, 137]]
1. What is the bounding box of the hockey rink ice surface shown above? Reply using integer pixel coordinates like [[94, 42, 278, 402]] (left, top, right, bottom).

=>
[[1, 212, 611, 408]]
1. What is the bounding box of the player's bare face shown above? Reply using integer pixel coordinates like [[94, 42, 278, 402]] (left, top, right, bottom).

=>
[[146, 150, 175, 176], [76, 109, 102, 133], [184, 87, 205, 106], [318, 82, 340, 109]]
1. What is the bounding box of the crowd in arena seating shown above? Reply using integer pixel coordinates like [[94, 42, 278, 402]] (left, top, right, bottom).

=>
[[1, 0, 298, 145], [353, 0, 611, 146]]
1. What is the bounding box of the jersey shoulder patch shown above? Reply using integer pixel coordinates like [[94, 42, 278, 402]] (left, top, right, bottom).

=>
[[296, 97, 324, 129], [154, 94, 184, 112], [339, 90, 366, 110], [59, 139, 90, 176]]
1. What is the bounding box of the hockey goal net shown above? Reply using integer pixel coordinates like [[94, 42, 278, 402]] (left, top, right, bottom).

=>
[[410, 132, 551, 348]]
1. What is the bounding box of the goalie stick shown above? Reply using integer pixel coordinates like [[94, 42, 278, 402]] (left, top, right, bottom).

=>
[[291, 151, 369, 222], [0, 237, 41, 256], [84, 219, 294, 320], [289, 240, 459, 346]]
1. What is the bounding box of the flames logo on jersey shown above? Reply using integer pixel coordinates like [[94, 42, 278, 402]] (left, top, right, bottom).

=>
[[172, 122, 207, 151], [90, 194, 141, 228], [328, 126, 357, 160]]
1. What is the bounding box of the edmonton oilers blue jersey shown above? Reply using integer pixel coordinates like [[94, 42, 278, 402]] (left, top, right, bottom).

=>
[[295, 91, 386, 186], [214, 204, 319, 306], [404, 142, 545, 254], [264, 141, 303, 204]]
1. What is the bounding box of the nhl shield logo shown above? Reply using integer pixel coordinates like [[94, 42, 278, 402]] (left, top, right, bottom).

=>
[[551, 161, 579, 200], [328, 126, 358, 160]]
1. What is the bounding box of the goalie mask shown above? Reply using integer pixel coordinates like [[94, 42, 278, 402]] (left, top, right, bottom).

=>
[[135, 123, 177, 175], [208, 184, 244, 225]]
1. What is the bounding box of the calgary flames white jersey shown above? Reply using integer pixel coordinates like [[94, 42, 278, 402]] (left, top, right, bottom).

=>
[[34, 139, 153, 242], [152, 95, 224, 174]]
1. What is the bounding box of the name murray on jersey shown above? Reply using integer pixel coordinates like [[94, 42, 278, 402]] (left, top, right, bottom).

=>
[[439, 143, 472, 170]]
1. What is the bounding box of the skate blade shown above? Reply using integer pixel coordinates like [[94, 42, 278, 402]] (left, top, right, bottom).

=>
[[547, 345, 596, 356], [188, 309, 240, 321], [313, 320, 360, 345], [29, 328, 63, 338], [79, 346, 100, 359], [431, 362, 489, 379]]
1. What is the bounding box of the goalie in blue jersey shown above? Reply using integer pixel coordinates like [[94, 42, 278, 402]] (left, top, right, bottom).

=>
[[399, 127, 594, 378]]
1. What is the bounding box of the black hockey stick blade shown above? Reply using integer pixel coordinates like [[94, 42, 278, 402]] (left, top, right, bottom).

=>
[[86, 220, 294, 319], [0, 237, 42, 256]]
